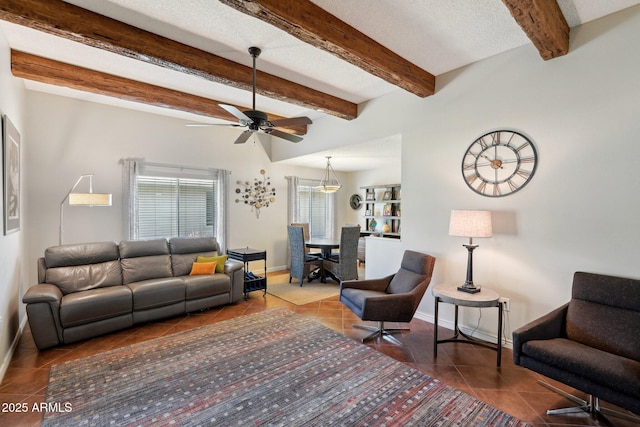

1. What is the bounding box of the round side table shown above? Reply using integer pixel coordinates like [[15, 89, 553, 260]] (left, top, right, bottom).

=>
[[432, 283, 503, 367]]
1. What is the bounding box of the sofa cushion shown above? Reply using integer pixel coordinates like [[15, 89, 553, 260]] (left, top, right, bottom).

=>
[[168, 237, 218, 254], [182, 274, 231, 300], [45, 241, 119, 268], [60, 286, 132, 328], [119, 239, 169, 258], [121, 255, 173, 285], [46, 260, 123, 295], [523, 338, 640, 399], [119, 239, 173, 285], [126, 278, 185, 311]]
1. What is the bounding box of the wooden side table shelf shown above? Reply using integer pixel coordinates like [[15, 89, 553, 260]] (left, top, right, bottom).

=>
[[227, 247, 267, 299], [432, 283, 503, 367]]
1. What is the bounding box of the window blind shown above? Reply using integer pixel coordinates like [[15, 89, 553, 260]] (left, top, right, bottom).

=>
[[297, 180, 330, 239], [136, 176, 217, 239]]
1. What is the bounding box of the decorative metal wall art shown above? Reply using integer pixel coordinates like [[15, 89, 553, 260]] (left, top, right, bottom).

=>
[[235, 169, 276, 218]]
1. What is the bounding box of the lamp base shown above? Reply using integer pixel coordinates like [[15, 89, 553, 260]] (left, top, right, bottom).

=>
[[457, 284, 481, 294]]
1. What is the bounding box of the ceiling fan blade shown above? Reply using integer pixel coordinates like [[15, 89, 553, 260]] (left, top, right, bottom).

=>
[[234, 130, 254, 144], [185, 123, 242, 127], [267, 116, 313, 127], [220, 104, 252, 125], [264, 128, 303, 143]]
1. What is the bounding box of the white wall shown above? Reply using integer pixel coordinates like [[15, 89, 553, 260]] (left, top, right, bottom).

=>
[[0, 29, 26, 379], [23, 91, 354, 283], [11, 5, 640, 357], [273, 7, 640, 343]]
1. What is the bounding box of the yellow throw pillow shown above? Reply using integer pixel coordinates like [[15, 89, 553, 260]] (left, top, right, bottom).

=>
[[189, 261, 216, 276], [197, 255, 227, 273]]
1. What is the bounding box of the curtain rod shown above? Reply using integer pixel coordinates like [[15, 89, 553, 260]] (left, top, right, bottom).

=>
[[120, 158, 230, 175]]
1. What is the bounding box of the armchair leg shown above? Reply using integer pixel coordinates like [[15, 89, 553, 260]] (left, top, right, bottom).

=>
[[353, 321, 409, 345], [537, 380, 640, 423]]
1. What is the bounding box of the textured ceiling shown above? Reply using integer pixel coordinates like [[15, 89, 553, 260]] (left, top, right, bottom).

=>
[[2, 0, 640, 170]]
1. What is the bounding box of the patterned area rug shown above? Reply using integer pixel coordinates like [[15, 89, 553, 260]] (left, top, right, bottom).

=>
[[43, 309, 530, 426]]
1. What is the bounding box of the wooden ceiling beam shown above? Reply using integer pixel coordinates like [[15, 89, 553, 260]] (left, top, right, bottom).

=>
[[10, 50, 308, 135], [502, 0, 569, 60], [0, 0, 357, 120], [219, 0, 436, 97]]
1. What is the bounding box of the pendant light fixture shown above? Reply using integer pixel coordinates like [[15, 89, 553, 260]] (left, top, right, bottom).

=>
[[316, 156, 341, 193]]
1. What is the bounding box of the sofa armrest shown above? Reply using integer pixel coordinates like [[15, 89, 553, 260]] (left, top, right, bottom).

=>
[[512, 302, 568, 365], [223, 259, 244, 274], [223, 259, 245, 303], [341, 275, 394, 293], [23, 284, 63, 305], [23, 284, 64, 350]]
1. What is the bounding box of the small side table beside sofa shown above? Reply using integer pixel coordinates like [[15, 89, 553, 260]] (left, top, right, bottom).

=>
[[432, 283, 503, 367], [227, 247, 267, 299]]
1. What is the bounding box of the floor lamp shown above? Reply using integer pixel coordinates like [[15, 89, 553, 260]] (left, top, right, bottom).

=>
[[60, 174, 112, 244], [448, 210, 492, 293]]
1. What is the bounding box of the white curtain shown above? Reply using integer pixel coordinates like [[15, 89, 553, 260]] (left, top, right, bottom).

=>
[[286, 175, 300, 226], [121, 158, 139, 240], [217, 169, 229, 253]]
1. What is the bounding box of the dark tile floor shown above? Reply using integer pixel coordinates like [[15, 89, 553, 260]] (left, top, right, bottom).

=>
[[1, 280, 638, 426]]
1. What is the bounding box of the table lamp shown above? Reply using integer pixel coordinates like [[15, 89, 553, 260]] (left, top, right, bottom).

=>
[[449, 210, 492, 293]]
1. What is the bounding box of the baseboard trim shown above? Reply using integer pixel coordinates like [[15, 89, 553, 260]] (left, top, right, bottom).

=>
[[0, 317, 27, 384]]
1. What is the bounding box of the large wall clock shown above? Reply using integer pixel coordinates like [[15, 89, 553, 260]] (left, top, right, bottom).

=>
[[462, 130, 538, 197]]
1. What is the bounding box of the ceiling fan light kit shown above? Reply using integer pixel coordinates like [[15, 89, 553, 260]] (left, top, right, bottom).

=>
[[190, 47, 312, 144]]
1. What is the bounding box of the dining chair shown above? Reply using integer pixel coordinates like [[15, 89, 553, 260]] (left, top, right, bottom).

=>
[[340, 250, 436, 344], [287, 225, 322, 286], [323, 225, 360, 282], [290, 222, 321, 259]]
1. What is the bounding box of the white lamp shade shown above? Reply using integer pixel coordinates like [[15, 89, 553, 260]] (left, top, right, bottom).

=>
[[449, 210, 492, 238], [68, 192, 112, 206]]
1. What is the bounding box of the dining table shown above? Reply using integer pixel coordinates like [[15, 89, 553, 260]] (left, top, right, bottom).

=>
[[305, 238, 340, 282]]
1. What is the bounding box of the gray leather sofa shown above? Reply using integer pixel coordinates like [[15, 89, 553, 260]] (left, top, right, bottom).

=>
[[23, 237, 244, 350]]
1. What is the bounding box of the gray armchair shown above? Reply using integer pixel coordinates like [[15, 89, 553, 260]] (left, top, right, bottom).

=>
[[287, 225, 322, 286], [340, 250, 436, 343], [324, 225, 360, 282], [512, 272, 640, 423]]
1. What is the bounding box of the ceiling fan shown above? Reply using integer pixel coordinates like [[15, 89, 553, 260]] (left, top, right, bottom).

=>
[[187, 47, 312, 144]]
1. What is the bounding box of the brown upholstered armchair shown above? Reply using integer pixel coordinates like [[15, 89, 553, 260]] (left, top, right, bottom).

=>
[[340, 250, 436, 343], [512, 272, 640, 423]]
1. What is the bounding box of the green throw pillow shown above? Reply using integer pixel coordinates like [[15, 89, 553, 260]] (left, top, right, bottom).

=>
[[197, 255, 227, 273]]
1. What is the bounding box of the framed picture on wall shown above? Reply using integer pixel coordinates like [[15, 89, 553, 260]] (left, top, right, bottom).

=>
[[3, 114, 21, 234]]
